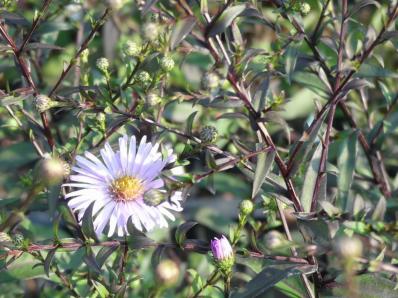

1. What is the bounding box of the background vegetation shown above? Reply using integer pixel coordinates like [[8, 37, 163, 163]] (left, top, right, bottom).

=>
[[1, 0, 398, 297]]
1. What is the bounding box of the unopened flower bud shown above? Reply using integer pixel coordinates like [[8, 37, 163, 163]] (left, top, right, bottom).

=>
[[211, 235, 234, 276], [199, 126, 218, 144], [160, 56, 175, 72], [80, 48, 89, 64], [142, 22, 160, 41], [12, 233, 24, 247], [202, 72, 220, 90], [144, 189, 167, 206], [136, 71, 151, 87], [96, 57, 109, 73], [240, 199, 254, 216], [38, 155, 67, 185], [0, 232, 12, 243], [300, 3, 311, 15], [146, 93, 162, 106], [123, 41, 141, 57], [34, 94, 55, 113], [335, 236, 363, 259], [156, 259, 180, 286], [264, 230, 283, 249]]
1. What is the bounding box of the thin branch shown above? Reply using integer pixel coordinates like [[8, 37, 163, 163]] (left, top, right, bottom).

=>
[[18, 0, 53, 54], [48, 8, 111, 97]]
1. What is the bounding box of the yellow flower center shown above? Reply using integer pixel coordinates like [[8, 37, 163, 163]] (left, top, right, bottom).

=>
[[111, 176, 144, 201]]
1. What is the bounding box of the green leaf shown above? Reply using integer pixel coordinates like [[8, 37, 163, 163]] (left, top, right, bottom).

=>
[[44, 249, 56, 277], [81, 201, 99, 241], [170, 16, 196, 50], [288, 111, 327, 177], [337, 130, 358, 210], [207, 4, 248, 37], [348, 0, 380, 18], [252, 146, 275, 198], [185, 111, 198, 135], [96, 246, 118, 269], [300, 141, 322, 212], [83, 248, 101, 274], [92, 280, 109, 298], [285, 46, 299, 85], [175, 221, 197, 247], [372, 197, 386, 221], [232, 264, 316, 298]]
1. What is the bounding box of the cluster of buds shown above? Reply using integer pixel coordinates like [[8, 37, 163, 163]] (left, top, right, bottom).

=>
[[201, 72, 220, 90], [96, 57, 109, 74], [123, 41, 141, 58], [146, 93, 162, 106], [160, 56, 175, 72], [211, 235, 235, 276], [287, 0, 311, 15], [199, 126, 218, 144], [136, 71, 151, 87], [80, 48, 89, 64], [142, 22, 160, 42]]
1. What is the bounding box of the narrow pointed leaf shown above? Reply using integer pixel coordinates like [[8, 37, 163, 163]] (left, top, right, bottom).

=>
[[252, 146, 275, 198], [170, 16, 196, 49]]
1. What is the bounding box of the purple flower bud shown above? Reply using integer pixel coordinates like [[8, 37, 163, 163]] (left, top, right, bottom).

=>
[[211, 235, 233, 261]]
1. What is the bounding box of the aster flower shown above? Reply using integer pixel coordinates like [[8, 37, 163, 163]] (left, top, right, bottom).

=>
[[63, 135, 184, 237], [210, 235, 235, 276]]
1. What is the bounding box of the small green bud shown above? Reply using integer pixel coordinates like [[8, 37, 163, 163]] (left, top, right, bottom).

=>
[[199, 126, 218, 144], [146, 93, 162, 106], [264, 230, 284, 249], [96, 57, 109, 73], [38, 155, 68, 186], [156, 259, 180, 286], [201, 72, 220, 90], [0, 232, 12, 244], [136, 71, 151, 87], [160, 56, 175, 72], [123, 41, 141, 57], [300, 3, 311, 15], [240, 200, 254, 216], [80, 48, 89, 64], [12, 233, 24, 248], [34, 94, 56, 113], [143, 189, 167, 206], [142, 22, 160, 41], [335, 236, 363, 259]]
